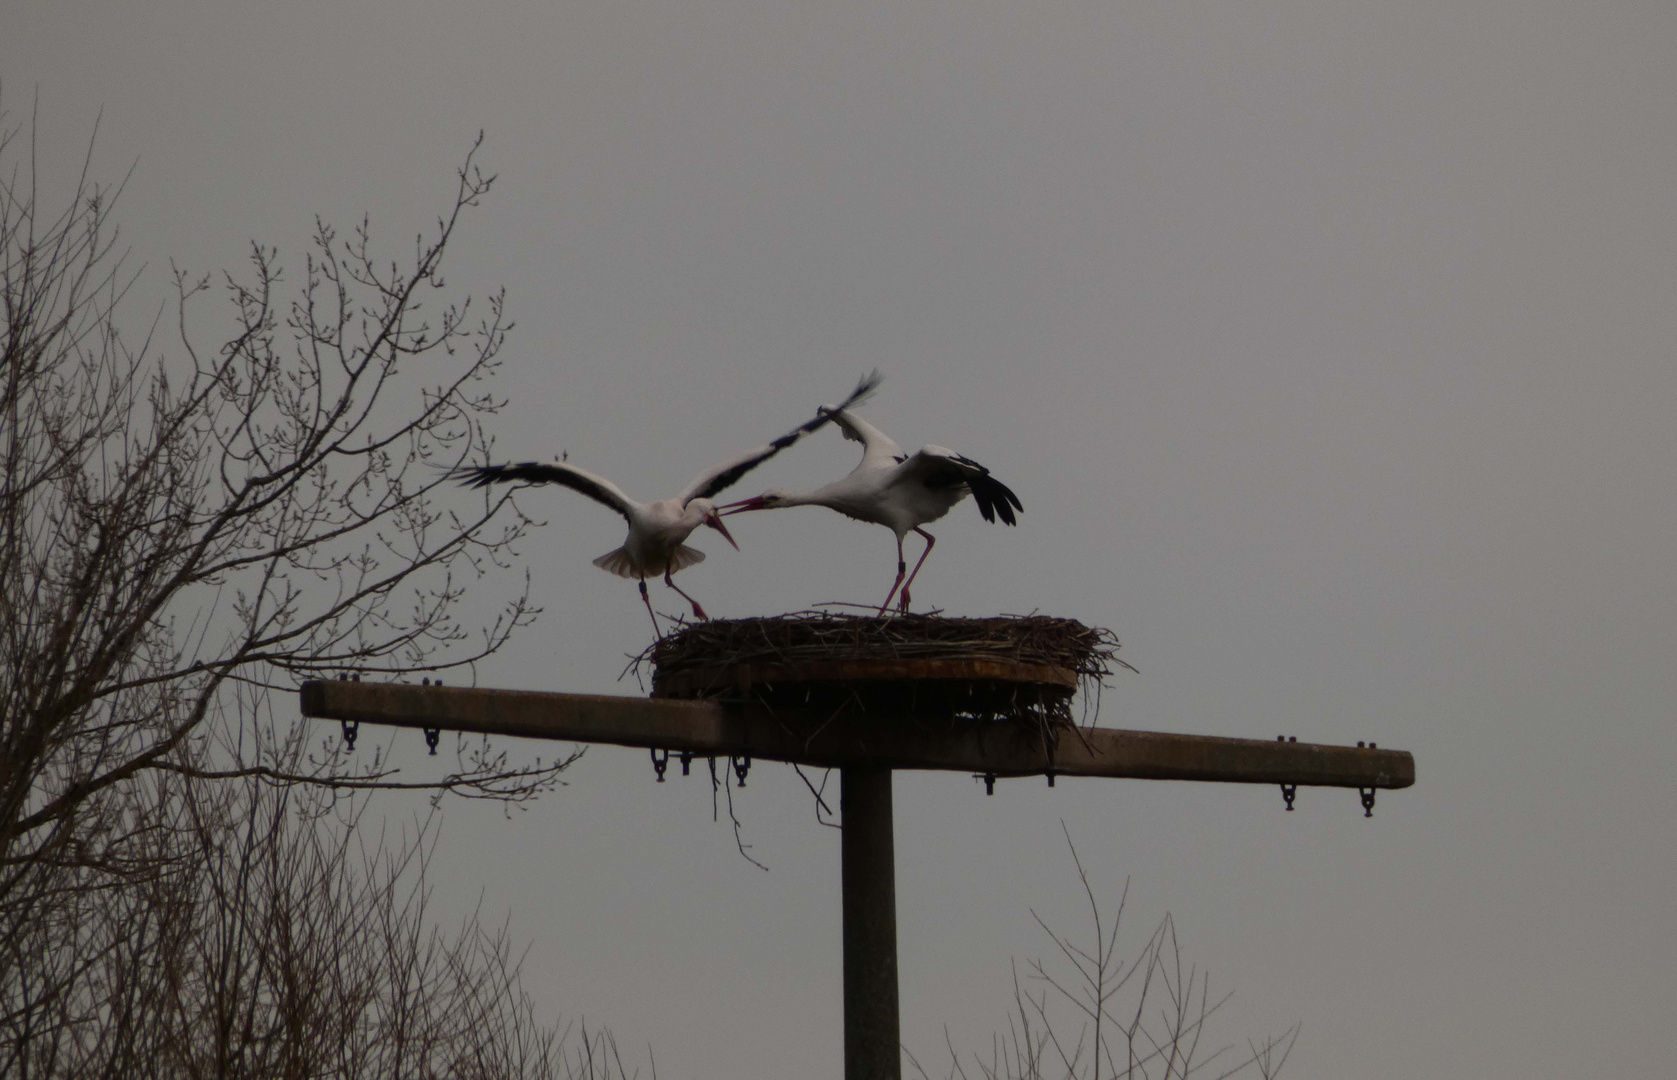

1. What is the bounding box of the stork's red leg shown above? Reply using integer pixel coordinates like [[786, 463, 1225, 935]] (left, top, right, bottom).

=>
[[664, 569, 710, 621], [638, 579, 662, 637], [878, 535, 909, 615], [898, 528, 937, 612]]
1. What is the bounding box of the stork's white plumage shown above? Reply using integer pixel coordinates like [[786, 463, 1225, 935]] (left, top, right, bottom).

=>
[[456, 372, 881, 634], [721, 406, 1021, 613]]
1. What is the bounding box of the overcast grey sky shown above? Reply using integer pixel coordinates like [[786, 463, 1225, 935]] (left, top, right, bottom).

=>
[[7, 2, 1676, 1075]]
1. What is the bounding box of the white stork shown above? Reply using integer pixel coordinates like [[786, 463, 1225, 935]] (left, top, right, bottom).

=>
[[721, 406, 1021, 613], [456, 371, 881, 634]]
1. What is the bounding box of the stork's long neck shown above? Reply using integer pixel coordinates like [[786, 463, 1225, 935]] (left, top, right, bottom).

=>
[[775, 490, 823, 509], [676, 499, 726, 536], [791, 479, 881, 524], [780, 483, 851, 512]]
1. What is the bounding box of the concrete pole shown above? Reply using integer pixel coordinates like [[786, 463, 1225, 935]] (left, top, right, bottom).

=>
[[841, 765, 900, 1080]]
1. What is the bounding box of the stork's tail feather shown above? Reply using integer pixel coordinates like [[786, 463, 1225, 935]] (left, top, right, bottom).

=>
[[592, 548, 639, 579], [593, 544, 708, 579], [665, 544, 707, 574]]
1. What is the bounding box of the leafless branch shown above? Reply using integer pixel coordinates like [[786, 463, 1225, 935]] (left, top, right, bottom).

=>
[[916, 828, 1298, 1079], [0, 754, 644, 1078]]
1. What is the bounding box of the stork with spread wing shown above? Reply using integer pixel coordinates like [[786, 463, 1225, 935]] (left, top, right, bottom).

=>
[[457, 371, 881, 634]]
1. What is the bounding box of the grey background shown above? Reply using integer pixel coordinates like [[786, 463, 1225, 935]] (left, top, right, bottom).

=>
[[6, 2, 1674, 1075]]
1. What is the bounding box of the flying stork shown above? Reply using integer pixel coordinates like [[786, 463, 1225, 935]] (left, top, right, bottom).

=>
[[455, 371, 882, 634], [721, 406, 1021, 614]]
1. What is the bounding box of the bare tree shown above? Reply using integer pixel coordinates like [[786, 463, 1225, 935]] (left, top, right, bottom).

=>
[[907, 828, 1299, 1080], [1, 734, 640, 1080], [0, 99, 585, 1072], [0, 99, 560, 877]]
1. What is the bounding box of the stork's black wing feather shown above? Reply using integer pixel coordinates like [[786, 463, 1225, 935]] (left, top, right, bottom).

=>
[[951, 454, 1022, 526], [897, 449, 1022, 526], [679, 369, 883, 503], [452, 461, 637, 521]]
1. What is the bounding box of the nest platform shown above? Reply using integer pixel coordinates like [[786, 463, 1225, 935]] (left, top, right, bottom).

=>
[[645, 613, 1123, 732]]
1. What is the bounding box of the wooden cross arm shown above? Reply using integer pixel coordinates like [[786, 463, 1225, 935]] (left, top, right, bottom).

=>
[[299, 681, 1414, 790]]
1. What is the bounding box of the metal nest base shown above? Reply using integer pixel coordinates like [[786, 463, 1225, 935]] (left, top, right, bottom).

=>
[[638, 612, 1127, 734]]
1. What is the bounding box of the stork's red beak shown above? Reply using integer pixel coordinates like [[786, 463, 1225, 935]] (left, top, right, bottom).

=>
[[719, 495, 768, 515], [704, 511, 740, 550]]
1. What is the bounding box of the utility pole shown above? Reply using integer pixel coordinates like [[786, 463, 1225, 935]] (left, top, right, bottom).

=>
[[302, 679, 1412, 1080]]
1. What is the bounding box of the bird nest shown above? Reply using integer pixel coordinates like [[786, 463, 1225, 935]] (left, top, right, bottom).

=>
[[634, 613, 1127, 737]]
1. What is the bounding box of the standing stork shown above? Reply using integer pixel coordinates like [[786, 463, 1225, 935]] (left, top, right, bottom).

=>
[[721, 406, 1021, 613], [455, 371, 881, 635]]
